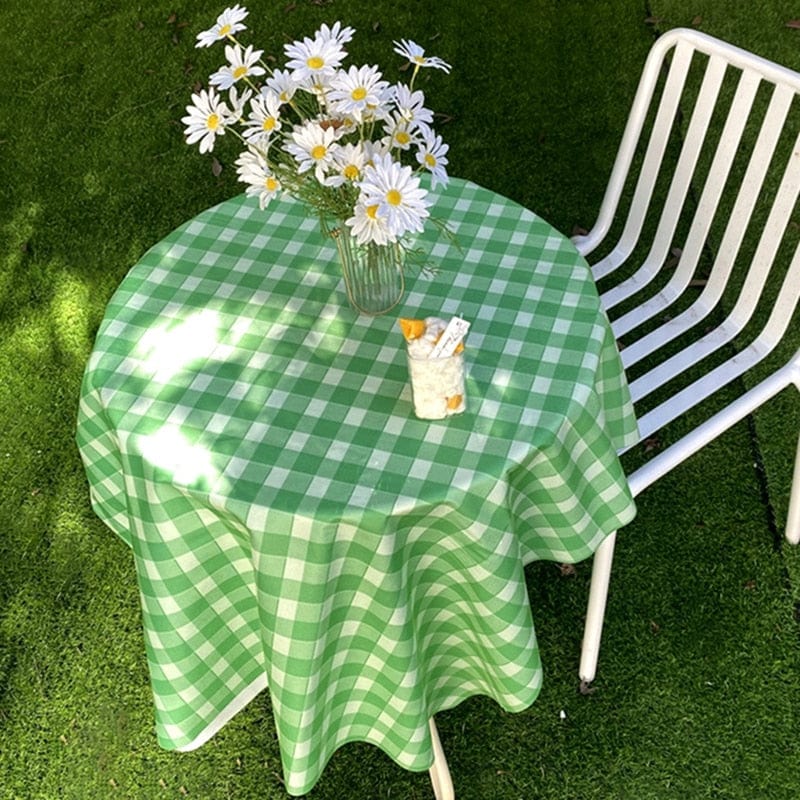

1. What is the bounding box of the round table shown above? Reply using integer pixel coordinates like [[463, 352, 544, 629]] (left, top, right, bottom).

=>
[[77, 177, 638, 796]]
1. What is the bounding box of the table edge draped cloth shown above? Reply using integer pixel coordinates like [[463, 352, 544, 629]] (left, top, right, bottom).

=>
[[76, 176, 639, 795]]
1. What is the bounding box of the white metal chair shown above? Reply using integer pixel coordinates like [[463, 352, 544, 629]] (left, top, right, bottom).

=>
[[572, 27, 800, 686]]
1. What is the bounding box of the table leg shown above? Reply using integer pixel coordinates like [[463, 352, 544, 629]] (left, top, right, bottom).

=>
[[428, 717, 455, 799]]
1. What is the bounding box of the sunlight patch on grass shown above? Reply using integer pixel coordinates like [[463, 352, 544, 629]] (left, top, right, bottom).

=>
[[50, 269, 92, 361], [0, 308, 54, 367]]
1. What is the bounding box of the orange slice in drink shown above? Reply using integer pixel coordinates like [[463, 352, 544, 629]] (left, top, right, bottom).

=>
[[398, 318, 426, 341]]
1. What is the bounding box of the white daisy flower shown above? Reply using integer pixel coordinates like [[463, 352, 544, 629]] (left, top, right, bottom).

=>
[[316, 21, 355, 47], [361, 93, 394, 126], [324, 142, 368, 187], [210, 44, 266, 90], [358, 153, 431, 239], [181, 88, 231, 154], [382, 113, 422, 151], [393, 39, 452, 73], [234, 148, 262, 182], [416, 131, 449, 188], [327, 65, 390, 120], [285, 121, 340, 182], [264, 69, 299, 105], [361, 138, 391, 166], [195, 5, 249, 48], [303, 73, 337, 98], [284, 35, 346, 84], [392, 83, 434, 128], [243, 91, 283, 144], [346, 200, 393, 246], [227, 85, 253, 123], [235, 149, 282, 210]]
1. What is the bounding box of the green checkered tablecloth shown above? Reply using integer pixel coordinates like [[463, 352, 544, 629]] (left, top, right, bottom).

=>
[[77, 176, 638, 795]]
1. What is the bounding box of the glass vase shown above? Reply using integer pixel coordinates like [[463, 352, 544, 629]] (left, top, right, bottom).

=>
[[330, 227, 405, 316]]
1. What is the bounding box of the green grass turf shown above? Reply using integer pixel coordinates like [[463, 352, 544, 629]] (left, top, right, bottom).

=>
[[2, 1, 799, 798]]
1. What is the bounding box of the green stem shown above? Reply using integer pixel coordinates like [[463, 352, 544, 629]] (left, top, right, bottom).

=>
[[409, 63, 421, 91], [242, 75, 261, 94]]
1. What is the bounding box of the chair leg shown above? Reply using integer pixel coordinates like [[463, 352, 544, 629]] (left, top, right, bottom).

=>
[[785, 430, 800, 545], [579, 531, 618, 687], [428, 717, 455, 800]]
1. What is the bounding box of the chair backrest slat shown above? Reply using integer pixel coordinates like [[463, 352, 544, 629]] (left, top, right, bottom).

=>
[[632, 54, 728, 283], [711, 82, 794, 268], [618, 85, 799, 369], [624, 125, 800, 414], [606, 67, 762, 336], [591, 39, 695, 279], [757, 238, 800, 350], [634, 344, 762, 443], [726, 125, 800, 333], [633, 235, 800, 440], [574, 27, 800, 451], [630, 227, 800, 438]]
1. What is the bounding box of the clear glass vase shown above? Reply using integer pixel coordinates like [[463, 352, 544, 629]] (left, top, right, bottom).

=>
[[329, 226, 405, 316]]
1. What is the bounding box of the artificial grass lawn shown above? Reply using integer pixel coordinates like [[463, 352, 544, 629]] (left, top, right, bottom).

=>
[[2, 0, 799, 798]]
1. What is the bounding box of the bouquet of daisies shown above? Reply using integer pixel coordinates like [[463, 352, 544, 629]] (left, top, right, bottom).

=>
[[183, 5, 451, 248]]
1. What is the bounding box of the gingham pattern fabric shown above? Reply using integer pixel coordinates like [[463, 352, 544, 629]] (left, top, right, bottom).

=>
[[77, 177, 639, 796]]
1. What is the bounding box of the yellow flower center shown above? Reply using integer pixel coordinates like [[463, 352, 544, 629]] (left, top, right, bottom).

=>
[[265, 176, 279, 192], [413, 55, 426, 65], [219, 24, 232, 36], [351, 87, 367, 101], [395, 130, 411, 146], [425, 153, 437, 168], [263, 117, 276, 131], [386, 189, 402, 206], [207, 113, 220, 131], [366, 204, 380, 220], [280, 90, 290, 102], [233, 65, 248, 80], [311, 144, 327, 160], [343, 164, 360, 180], [307, 55, 325, 70]]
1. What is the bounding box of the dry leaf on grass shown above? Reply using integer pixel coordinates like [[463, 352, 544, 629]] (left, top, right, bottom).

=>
[[643, 435, 662, 453]]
